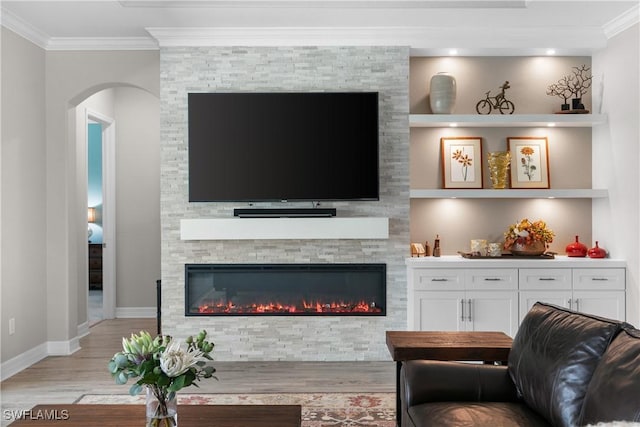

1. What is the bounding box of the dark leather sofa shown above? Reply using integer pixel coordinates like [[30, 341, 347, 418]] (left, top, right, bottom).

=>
[[400, 302, 640, 427]]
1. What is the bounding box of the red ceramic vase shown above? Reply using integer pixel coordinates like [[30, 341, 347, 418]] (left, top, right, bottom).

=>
[[565, 235, 587, 257], [588, 241, 607, 258]]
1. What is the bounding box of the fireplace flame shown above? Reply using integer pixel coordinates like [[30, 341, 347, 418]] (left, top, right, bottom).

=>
[[195, 299, 382, 315]]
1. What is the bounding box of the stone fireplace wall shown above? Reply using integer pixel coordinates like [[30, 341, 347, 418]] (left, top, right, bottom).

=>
[[160, 46, 409, 361]]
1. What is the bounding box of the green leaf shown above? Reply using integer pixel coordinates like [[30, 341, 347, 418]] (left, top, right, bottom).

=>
[[129, 383, 143, 396], [168, 375, 186, 392], [156, 374, 170, 387], [116, 371, 129, 385]]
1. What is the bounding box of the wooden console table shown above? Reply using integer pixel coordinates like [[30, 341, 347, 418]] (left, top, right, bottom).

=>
[[7, 404, 302, 426], [385, 330, 513, 427]]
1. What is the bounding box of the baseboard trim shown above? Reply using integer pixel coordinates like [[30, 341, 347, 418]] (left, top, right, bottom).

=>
[[1, 336, 84, 381], [47, 337, 81, 356], [77, 321, 90, 339], [116, 307, 156, 318], [0, 343, 48, 381], [1, 312, 151, 381]]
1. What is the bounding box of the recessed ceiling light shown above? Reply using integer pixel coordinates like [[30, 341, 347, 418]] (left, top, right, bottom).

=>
[[546, 49, 556, 55], [449, 49, 459, 56], [547, 123, 556, 127], [449, 123, 458, 127]]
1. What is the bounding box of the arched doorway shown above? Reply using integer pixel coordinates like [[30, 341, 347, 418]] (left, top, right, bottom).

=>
[[71, 85, 160, 332]]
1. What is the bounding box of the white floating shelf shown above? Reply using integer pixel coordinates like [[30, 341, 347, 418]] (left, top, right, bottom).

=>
[[180, 217, 389, 240], [409, 114, 607, 128], [410, 189, 608, 199]]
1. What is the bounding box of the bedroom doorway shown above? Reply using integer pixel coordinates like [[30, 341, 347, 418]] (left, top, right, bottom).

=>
[[86, 109, 116, 323]]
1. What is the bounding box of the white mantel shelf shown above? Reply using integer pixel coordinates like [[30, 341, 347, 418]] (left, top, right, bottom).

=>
[[180, 217, 389, 240], [406, 255, 626, 269]]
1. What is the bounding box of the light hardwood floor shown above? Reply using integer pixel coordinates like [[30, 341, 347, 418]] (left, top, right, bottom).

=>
[[0, 318, 395, 426]]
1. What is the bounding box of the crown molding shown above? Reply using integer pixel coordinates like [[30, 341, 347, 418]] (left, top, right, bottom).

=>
[[1, 6, 49, 49], [46, 37, 158, 51], [1, 7, 157, 51], [121, 0, 527, 8], [146, 25, 606, 54], [603, 3, 639, 39]]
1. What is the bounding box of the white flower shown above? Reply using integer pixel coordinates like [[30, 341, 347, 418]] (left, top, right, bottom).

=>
[[516, 229, 529, 238], [159, 340, 203, 377]]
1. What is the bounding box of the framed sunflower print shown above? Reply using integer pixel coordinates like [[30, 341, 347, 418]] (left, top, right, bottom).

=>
[[441, 137, 483, 189], [507, 137, 550, 189]]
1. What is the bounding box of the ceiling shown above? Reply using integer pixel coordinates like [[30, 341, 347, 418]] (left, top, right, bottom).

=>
[[1, 1, 638, 54]]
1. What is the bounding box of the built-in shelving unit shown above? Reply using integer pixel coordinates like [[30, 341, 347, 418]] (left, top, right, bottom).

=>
[[409, 113, 607, 200], [409, 113, 607, 128]]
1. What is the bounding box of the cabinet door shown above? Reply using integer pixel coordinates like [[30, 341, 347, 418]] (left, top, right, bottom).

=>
[[467, 291, 519, 337], [519, 290, 572, 323], [574, 291, 626, 321], [413, 291, 465, 331]]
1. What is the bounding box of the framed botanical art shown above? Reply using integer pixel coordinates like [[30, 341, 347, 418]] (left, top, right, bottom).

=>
[[441, 137, 483, 189], [507, 137, 550, 189]]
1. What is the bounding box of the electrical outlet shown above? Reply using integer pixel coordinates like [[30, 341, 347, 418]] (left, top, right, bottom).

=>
[[9, 318, 15, 335]]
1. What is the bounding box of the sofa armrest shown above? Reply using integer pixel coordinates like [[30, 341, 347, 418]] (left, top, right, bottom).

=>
[[401, 360, 520, 409]]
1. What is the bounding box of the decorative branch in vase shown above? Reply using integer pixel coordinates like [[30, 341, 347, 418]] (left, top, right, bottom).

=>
[[547, 64, 592, 113]]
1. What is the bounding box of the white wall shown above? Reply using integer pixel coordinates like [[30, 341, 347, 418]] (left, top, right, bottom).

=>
[[113, 87, 161, 310], [593, 23, 640, 326], [44, 49, 159, 345], [1, 35, 160, 370], [1, 28, 47, 362]]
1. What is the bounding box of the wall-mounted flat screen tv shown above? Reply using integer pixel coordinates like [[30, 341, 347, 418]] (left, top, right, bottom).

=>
[[188, 92, 379, 202]]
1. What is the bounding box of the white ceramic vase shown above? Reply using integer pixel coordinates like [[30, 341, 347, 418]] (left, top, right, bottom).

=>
[[429, 72, 456, 114]]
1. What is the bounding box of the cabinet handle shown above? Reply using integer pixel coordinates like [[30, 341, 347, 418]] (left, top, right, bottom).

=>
[[591, 277, 609, 281], [539, 278, 556, 281], [484, 278, 501, 281], [432, 278, 448, 282], [460, 299, 465, 322], [575, 299, 580, 311], [467, 299, 472, 322], [568, 299, 572, 309]]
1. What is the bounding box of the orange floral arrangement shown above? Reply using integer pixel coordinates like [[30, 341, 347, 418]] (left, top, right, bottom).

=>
[[503, 218, 554, 250]]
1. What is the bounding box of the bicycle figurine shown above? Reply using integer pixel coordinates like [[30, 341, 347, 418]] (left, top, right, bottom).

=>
[[476, 81, 515, 114]]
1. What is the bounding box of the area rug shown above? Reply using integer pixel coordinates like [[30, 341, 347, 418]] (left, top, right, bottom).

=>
[[76, 392, 396, 426]]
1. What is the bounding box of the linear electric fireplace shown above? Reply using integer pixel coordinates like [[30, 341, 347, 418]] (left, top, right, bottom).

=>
[[185, 263, 386, 316]]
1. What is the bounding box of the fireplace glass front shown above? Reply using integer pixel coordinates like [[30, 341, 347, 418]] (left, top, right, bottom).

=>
[[185, 263, 386, 316]]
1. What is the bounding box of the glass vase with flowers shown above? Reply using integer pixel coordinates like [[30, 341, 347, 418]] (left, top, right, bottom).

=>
[[108, 330, 216, 427]]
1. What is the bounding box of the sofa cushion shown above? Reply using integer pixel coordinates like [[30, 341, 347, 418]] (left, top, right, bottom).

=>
[[508, 302, 623, 427], [581, 326, 640, 424], [407, 402, 550, 427]]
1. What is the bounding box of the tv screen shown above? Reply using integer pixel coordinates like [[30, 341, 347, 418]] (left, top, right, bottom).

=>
[[188, 92, 379, 202]]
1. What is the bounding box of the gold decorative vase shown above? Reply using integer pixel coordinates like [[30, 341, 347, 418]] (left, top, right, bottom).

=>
[[487, 151, 511, 189], [510, 240, 546, 256]]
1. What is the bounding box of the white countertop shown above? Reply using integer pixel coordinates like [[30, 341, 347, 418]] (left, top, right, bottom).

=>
[[405, 255, 627, 269]]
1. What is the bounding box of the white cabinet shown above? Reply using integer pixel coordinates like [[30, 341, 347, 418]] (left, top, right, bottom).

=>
[[408, 268, 519, 337], [519, 267, 626, 322], [407, 258, 627, 335]]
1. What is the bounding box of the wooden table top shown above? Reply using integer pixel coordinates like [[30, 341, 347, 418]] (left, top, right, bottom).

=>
[[385, 330, 513, 362], [7, 404, 302, 427]]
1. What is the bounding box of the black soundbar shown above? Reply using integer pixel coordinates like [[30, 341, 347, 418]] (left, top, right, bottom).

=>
[[233, 208, 337, 218]]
